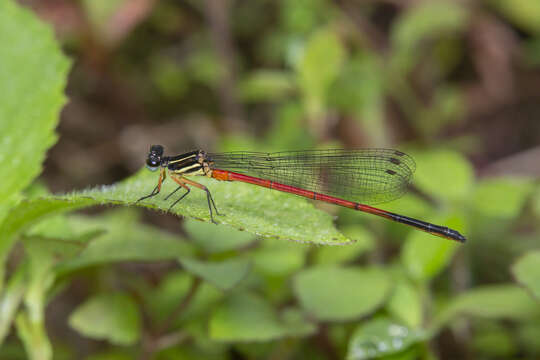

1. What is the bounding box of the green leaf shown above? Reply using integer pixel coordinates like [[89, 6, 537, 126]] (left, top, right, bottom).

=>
[[0, 0, 70, 218], [209, 291, 315, 342], [386, 280, 422, 329], [50, 169, 351, 245], [0, 264, 27, 343], [251, 238, 307, 276], [85, 350, 133, 360], [184, 219, 255, 254], [518, 322, 540, 355], [0, 198, 93, 291], [473, 177, 533, 218], [432, 285, 540, 333], [293, 266, 392, 321], [512, 251, 540, 299], [401, 214, 462, 283], [314, 226, 373, 265], [412, 150, 474, 202], [15, 311, 52, 360], [488, 0, 540, 33], [22, 236, 78, 326], [69, 292, 141, 346], [178, 258, 251, 291], [146, 271, 222, 324], [239, 70, 295, 102], [471, 322, 517, 358], [297, 28, 345, 117], [347, 317, 425, 360], [330, 55, 387, 145], [391, 2, 467, 71], [532, 186, 540, 218], [56, 210, 195, 274]]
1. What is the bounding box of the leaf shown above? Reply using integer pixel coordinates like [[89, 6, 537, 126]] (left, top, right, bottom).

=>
[[293, 266, 392, 321], [401, 214, 463, 283], [347, 317, 426, 360], [0, 198, 93, 292], [51, 169, 351, 245], [209, 292, 315, 341], [314, 226, 373, 265], [184, 219, 255, 254], [85, 350, 133, 360], [251, 238, 307, 276], [532, 186, 540, 218], [390, 2, 467, 71], [471, 323, 517, 358], [386, 280, 422, 329], [0, 0, 70, 219], [432, 285, 540, 333], [146, 271, 222, 324], [412, 150, 474, 202], [512, 251, 540, 299], [330, 55, 387, 145], [0, 263, 27, 343], [178, 258, 251, 291], [69, 292, 141, 346], [15, 311, 52, 360], [473, 177, 533, 218], [22, 235, 78, 326], [297, 28, 345, 117], [488, 0, 540, 33], [239, 70, 295, 102], [56, 210, 195, 274], [518, 323, 540, 355]]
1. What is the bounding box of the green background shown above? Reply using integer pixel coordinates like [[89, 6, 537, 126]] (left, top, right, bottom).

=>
[[0, 0, 539, 359]]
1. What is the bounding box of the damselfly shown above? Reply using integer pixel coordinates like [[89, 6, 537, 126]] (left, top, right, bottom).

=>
[[137, 145, 466, 243]]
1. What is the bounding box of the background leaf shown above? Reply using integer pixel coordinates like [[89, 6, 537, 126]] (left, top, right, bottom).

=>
[[412, 150, 473, 202], [209, 291, 315, 342], [56, 210, 195, 274], [293, 266, 392, 321], [347, 317, 425, 360], [401, 214, 463, 283], [386, 280, 423, 329], [183, 219, 255, 254], [432, 285, 540, 333], [473, 178, 533, 218], [69, 293, 141, 346], [488, 0, 540, 33], [178, 258, 251, 291], [512, 251, 540, 299], [297, 28, 345, 118]]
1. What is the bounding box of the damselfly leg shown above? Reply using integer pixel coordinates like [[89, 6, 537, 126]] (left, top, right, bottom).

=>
[[137, 168, 166, 202], [169, 174, 222, 224]]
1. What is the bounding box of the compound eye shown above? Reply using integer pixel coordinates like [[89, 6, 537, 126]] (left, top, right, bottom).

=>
[[146, 158, 159, 171]]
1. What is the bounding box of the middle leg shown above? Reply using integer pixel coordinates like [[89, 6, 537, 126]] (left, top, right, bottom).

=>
[[170, 174, 222, 224]]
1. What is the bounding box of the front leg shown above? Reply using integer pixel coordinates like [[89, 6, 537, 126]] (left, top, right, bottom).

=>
[[137, 167, 166, 202]]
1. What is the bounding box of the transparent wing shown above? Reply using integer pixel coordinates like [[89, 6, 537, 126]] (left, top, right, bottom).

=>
[[207, 149, 416, 204]]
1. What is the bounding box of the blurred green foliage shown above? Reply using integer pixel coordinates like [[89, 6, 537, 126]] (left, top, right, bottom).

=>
[[0, 0, 539, 359]]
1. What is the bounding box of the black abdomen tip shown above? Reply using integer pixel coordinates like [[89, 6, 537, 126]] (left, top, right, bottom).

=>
[[447, 228, 467, 243]]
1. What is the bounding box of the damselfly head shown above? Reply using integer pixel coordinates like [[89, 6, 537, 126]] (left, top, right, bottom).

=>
[[146, 145, 164, 171]]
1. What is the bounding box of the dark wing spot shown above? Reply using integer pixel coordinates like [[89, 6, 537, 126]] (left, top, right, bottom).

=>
[[389, 158, 401, 165], [394, 150, 405, 156], [386, 169, 397, 175]]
